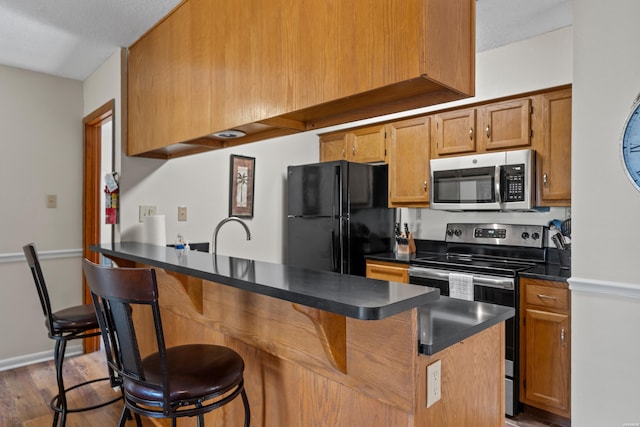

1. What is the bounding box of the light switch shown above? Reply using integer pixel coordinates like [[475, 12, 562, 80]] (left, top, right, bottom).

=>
[[178, 206, 187, 221], [138, 205, 157, 222]]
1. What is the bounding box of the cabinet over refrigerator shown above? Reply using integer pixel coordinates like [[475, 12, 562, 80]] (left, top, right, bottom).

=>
[[286, 161, 393, 276]]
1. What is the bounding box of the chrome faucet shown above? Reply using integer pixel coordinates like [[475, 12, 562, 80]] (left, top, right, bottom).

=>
[[211, 216, 252, 255]]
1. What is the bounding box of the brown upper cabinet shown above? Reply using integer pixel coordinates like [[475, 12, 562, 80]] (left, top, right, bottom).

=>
[[127, 0, 476, 158], [432, 108, 477, 156], [387, 117, 431, 207], [533, 88, 572, 206], [319, 132, 348, 162], [319, 125, 387, 163], [349, 126, 387, 163], [480, 98, 532, 151], [433, 97, 533, 157]]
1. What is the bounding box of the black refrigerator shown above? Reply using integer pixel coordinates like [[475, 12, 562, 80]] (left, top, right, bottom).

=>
[[286, 161, 393, 276]]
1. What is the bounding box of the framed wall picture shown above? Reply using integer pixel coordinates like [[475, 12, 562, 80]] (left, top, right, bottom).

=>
[[229, 155, 255, 218]]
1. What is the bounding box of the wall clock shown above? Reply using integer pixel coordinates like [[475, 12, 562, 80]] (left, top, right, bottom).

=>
[[621, 95, 640, 191]]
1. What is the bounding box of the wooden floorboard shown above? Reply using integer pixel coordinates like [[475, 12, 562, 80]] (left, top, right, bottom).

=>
[[0, 349, 560, 426], [0, 350, 155, 427]]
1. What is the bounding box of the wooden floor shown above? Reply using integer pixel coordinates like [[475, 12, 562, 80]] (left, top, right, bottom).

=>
[[507, 413, 565, 427], [0, 350, 561, 427], [0, 350, 155, 427]]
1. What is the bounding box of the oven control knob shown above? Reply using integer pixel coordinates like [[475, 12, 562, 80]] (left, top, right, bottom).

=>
[[447, 229, 454, 236], [454, 229, 462, 237], [531, 232, 540, 240], [521, 232, 530, 239]]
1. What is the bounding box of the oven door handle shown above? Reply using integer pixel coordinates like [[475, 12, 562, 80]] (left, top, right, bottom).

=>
[[408, 267, 514, 290]]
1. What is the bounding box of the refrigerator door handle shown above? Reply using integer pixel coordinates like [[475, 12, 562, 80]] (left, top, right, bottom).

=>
[[332, 164, 341, 219], [331, 228, 338, 272], [332, 165, 342, 273]]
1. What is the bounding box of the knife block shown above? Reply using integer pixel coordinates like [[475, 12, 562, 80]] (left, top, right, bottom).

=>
[[397, 233, 416, 254]]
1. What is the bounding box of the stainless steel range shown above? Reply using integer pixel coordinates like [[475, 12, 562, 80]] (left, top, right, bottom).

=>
[[409, 223, 547, 417]]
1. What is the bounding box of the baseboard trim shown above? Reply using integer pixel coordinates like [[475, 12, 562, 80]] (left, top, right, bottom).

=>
[[568, 276, 640, 299], [0, 343, 83, 371], [0, 248, 82, 264]]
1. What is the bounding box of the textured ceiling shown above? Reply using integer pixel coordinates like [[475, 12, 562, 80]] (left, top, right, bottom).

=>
[[0, 0, 572, 81], [0, 0, 181, 80]]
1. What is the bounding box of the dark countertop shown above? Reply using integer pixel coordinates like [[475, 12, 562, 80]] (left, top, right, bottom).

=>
[[90, 242, 440, 321], [418, 296, 515, 355], [518, 263, 571, 281], [366, 251, 415, 265]]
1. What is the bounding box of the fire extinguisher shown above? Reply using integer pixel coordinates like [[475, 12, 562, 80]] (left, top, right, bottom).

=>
[[104, 172, 119, 225]]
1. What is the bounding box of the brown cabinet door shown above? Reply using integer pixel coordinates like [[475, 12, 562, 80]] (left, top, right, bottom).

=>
[[535, 89, 572, 205], [168, 0, 211, 144], [319, 132, 347, 162], [128, 17, 172, 155], [348, 125, 387, 163], [522, 308, 571, 417], [128, 0, 211, 156], [520, 277, 571, 419], [433, 108, 476, 156], [387, 117, 430, 206], [480, 98, 532, 151], [365, 261, 409, 283]]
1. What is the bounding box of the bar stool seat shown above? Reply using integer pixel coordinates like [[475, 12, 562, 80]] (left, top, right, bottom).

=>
[[128, 344, 244, 403], [22, 243, 121, 427], [50, 305, 98, 330]]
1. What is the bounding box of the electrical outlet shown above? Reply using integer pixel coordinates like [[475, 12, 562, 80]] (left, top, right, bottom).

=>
[[178, 206, 187, 221], [138, 205, 157, 222], [426, 360, 441, 408], [46, 194, 57, 208]]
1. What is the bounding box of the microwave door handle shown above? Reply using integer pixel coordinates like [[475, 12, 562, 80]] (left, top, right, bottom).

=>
[[495, 166, 502, 203]]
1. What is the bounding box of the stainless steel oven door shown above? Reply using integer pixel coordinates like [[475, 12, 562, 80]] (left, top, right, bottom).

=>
[[409, 266, 518, 416]]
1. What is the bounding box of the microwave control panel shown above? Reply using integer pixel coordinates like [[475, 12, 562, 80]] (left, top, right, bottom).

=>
[[501, 164, 525, 201]]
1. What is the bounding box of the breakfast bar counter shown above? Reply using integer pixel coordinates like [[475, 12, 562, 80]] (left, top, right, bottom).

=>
[[92, 242, 509, 427]]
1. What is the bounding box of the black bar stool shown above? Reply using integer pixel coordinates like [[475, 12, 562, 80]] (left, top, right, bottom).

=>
[[82, 259, 251, 427], [22, 243, 121, 427]]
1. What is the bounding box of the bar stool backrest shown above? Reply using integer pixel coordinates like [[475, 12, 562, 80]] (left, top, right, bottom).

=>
[[23, 243, 56, 335], [82, 260, 171, 414]]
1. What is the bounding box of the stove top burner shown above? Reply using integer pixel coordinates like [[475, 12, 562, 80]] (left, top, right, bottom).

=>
[[412, 253, 537, 274]]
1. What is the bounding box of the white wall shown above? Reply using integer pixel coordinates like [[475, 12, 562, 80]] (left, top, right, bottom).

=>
[[571, 1, 640, 425], [0, 65, 84, 366], [119, 132, 319, 262]]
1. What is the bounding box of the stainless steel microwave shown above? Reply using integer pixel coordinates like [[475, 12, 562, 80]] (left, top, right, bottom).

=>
[[430, 149, 535, 210]]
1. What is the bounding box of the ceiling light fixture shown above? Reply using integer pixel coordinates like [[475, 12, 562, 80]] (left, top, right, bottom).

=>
[[212, 129, 246, 139]]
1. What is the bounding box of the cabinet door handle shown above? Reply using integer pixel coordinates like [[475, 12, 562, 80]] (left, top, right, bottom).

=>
[[424, 180, 428, 192], [352, 146, 355, 156], [469, 127, 474, 140], [561, 328, 566, 346], [536, 293, 557, 300], [543, 173, 548, 187], [485, 125, 491, 138], [342, 148, 346, 158]]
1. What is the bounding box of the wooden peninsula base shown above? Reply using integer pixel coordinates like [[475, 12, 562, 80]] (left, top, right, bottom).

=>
[[109, 259, 505, 427]]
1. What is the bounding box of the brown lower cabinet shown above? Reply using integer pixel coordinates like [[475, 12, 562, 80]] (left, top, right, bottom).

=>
[[519, 277, 571, 420], [365, 260, 409, 283]]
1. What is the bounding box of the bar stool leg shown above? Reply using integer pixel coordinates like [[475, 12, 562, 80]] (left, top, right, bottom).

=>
[[242, 389, 250, 427], [52, 338, 68, 427], [119, 407, 143, 427]]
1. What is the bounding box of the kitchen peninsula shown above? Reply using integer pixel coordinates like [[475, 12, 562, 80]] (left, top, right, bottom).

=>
[[91, 243, 513, 426]]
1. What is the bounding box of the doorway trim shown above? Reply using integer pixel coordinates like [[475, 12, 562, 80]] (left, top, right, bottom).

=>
[[82, 99, 115, 353]]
